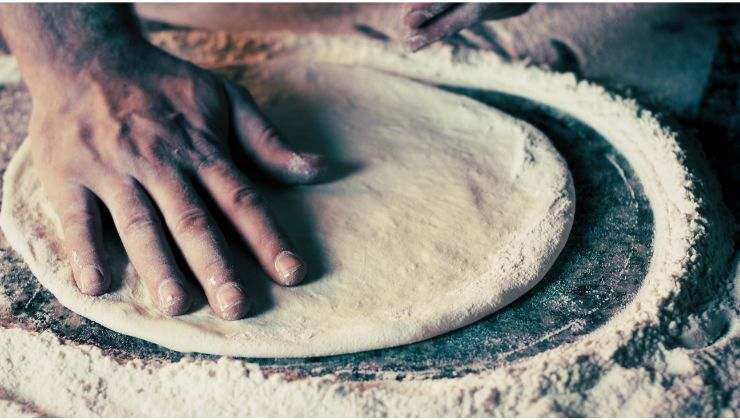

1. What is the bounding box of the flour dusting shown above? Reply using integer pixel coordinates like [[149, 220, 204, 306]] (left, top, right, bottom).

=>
[[0, 31, 736, 416]]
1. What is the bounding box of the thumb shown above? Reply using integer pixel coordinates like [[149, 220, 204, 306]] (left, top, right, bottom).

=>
[[223, 80, 326, 184]]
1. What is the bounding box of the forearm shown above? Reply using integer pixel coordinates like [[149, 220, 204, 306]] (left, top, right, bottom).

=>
[[0, 4, 146, 93]]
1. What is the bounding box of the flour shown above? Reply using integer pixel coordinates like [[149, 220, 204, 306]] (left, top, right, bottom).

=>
[[0, 31, 736, 416]]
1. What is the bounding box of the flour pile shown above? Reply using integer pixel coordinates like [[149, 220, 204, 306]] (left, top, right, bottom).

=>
[[0, 31, 736, 416]]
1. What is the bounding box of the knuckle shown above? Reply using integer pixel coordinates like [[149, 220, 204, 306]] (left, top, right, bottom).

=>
[[115, 123, 172, 166], [60, 209, 96, 228], [191, 143, 227, 172], [139, 160, 172, 181], [254, 125, 282, 149], [139, 138, 170, 166], [119, 211, 155, 237], [193, 151, 222, 172], [202, 258, 229, 279], [172, 207, 211, 236], [229, 186, 263, 210], [127, 145, 180, 183]]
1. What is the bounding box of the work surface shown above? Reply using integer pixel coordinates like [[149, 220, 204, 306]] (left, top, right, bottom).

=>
[[0, 78, 683, 378], [0, 27, 737, 416], [0, 11, 736, 380], [0, 29, 737, 379]]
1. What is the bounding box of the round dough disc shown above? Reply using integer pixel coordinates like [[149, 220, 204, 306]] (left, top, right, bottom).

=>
[[0, 48, 574, 358]]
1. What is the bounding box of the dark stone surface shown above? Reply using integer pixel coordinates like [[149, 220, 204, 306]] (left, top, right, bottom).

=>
[[0, 83, 653, 379]]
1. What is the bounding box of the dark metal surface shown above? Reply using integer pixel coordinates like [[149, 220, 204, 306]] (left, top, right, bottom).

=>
[[0, 83, 653, 379]]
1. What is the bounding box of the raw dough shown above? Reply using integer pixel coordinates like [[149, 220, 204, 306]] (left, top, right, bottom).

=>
[[0, 51, 574, 357]]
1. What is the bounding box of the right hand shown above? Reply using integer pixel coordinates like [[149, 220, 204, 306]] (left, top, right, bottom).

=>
[[27, 41, 324, 320]]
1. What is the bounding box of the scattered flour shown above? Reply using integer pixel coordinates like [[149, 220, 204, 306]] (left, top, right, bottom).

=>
[[0, 31, 736, 416]]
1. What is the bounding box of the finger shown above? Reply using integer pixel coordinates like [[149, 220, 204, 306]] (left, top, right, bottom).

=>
[[51, 186, 110, 296], [197, 158, 307, 287], [100, 179, 191, 316], [405, 4, 530, 52], [142, 169, 248, 320], [405, 3, 482, 52], [402, 3, 456, 29], [224, 80, 326, 185]]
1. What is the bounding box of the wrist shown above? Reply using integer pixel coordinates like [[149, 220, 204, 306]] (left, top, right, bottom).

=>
[[0, 4, 152, 96], [21, 37, 161, 101], [22, 33, 147, 80]]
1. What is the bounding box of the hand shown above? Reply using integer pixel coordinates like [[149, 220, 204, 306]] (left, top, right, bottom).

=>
[[28, 43, 323, 320], [401, 3, 532, 52]]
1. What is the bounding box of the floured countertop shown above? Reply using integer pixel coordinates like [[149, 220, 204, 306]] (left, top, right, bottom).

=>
[[0, 29, 737, 416]]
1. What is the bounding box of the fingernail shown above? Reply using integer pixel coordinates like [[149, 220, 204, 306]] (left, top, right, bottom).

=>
[[216, 282, 248, 320], [158, 279, 190, 315], [274, 251, 306, 286], [77, 265, 108, 296], [405, 35, 428, 52]]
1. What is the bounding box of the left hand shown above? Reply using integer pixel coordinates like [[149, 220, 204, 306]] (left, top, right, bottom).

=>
[[401, 3, 532, 52]]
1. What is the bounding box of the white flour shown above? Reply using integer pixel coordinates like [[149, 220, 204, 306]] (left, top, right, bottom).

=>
[[0, 31, 736, 416]]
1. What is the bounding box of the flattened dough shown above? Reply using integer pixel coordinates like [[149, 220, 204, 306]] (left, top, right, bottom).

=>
[[0, 43, 574, 357]]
